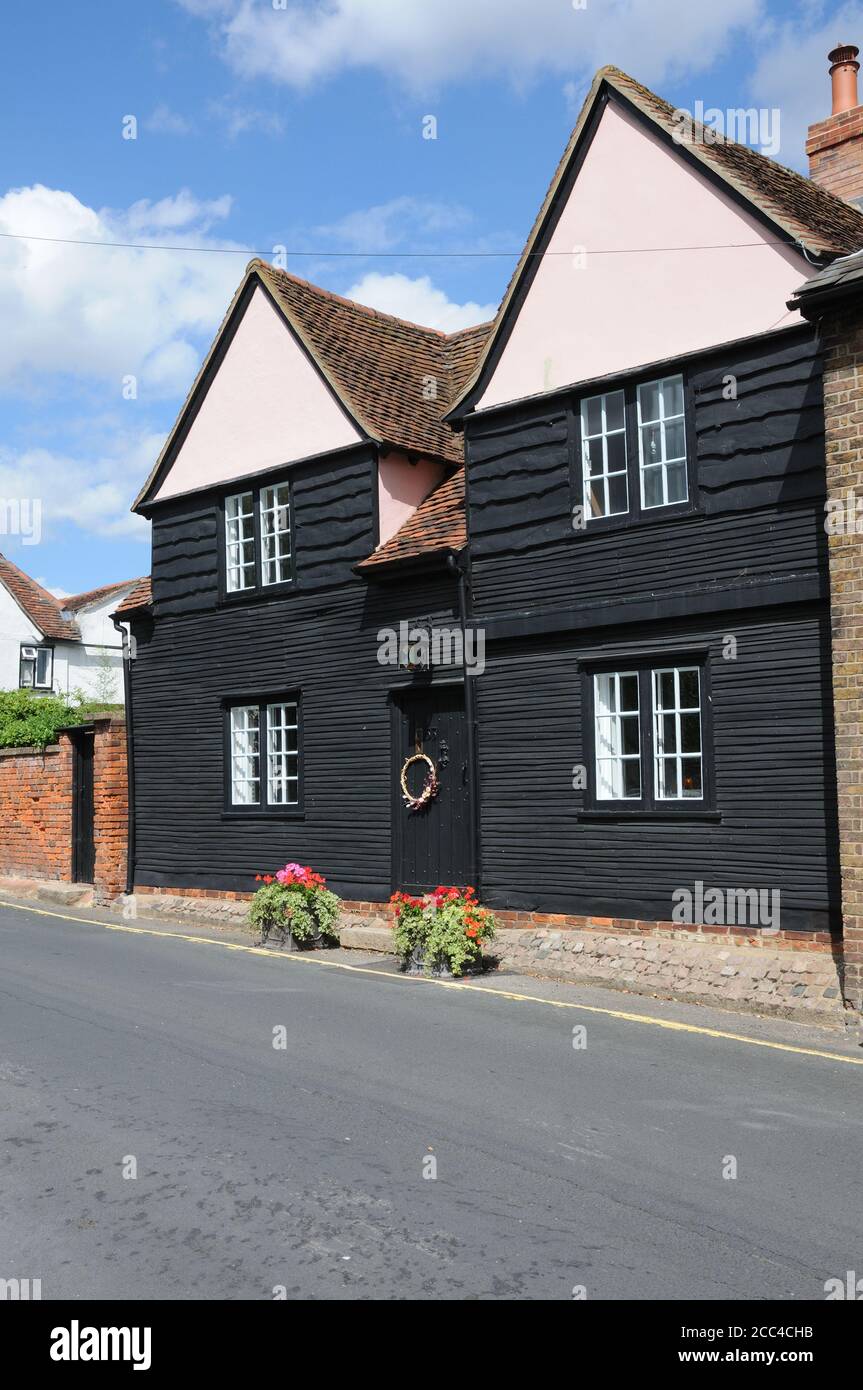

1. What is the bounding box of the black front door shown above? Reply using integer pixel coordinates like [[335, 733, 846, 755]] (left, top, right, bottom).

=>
[[71, 730, 95, 884], [393, 686, 472, 893]]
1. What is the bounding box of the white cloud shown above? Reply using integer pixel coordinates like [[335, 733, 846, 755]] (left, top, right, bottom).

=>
[[0, 430, 159, 540], [316, 196, 475, 253], [0, 183, 246, 397], [344, 271, 495, 331], [145, 104, 194, 136], [211, 102, 285, 139], [177, 0, 763, 92]]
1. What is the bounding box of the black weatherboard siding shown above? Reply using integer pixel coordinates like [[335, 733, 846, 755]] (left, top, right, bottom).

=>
[[129, 324, 841, 931], [130, 446, 464, 899], [463, 326, 840, 932], [473, 608, 840, 931], [466, 328, 827, 618]]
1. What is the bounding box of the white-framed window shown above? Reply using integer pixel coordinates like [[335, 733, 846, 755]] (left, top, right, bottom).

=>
[[225, 491, 256, 593], [228, 697, 302, 811], [652, 667, 703, 800], [229, 705, 260, 805], [637, 375, 687, 510], [581, 389, 628, 519], [593, 671, 641, 800], [19, 644, 53, 690], [266, 701, 300, 806], [260, 484, 292, 587]]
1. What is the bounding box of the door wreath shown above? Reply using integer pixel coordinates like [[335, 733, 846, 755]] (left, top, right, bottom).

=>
[[400, 752, 440, 812]]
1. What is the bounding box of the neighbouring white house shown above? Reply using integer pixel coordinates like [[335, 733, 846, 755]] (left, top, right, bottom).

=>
[[0, 553, 144, 705]]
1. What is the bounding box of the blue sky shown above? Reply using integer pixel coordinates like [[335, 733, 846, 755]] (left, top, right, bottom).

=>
[[1, 0, 861, 592]]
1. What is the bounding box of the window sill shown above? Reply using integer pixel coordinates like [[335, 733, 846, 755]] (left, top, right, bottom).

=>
[[577, 808, 721, 823], [221, 811, 306, 822]]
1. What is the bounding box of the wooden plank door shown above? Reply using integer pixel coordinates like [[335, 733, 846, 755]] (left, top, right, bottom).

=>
[[393, 687, 472, 894]]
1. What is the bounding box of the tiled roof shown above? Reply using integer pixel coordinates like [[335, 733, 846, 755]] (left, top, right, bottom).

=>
[[133, 262, 492, 508], [112, 576, 152, 616], [255, 262, 491, 463], [610, 68, 863, 257], [449, 65, 863, 416], [63, 577, 146, 612], [0, 553, 80, 640], [357, 469, 466, 573]]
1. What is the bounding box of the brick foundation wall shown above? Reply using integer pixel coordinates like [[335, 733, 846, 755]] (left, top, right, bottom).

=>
[[807, 108, 863, 204], [821, 305, 863, 1011], [135, 887, 833, 954], [0, 717, 127, 901], [0, 743, 73, 880]]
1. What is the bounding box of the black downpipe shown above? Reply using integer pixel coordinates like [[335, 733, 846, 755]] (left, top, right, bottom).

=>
[[447, 552, 481, 895], [112, 616, 136, 897]]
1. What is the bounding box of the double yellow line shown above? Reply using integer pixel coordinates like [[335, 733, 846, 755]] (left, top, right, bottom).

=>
[[3, 897, 862, 1067]]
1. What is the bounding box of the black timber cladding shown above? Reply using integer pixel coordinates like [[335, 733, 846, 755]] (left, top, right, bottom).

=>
[[131, 447, 462, 898], [129, 326, 840, 928], [462, 326, 839, 930]]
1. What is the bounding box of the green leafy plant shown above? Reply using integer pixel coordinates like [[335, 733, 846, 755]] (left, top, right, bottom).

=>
[[390, 886, 496, 977], [0, 689, 88, 749], [249, 863, 341, 946]]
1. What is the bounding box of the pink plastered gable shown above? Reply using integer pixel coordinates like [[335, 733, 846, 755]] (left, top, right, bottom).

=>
[[478, 101, 817, 412], [154, 285, 362, 502], [377, 450, 446, 547]]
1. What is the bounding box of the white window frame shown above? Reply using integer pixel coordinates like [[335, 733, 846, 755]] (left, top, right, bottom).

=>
[[593, 671, 641, 801], [260, 484, 292, 587], [225, 491, 256, 593], [581, 389, 629, 520], [266, 701, 300, 806], [652, 666, 703, 801], [19, 644, 53, 691], [637, 375, 688, 510], [229, 705, 260, 806]]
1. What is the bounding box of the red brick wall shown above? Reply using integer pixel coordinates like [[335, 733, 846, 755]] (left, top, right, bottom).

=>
[[92, 720, 128, 900], [807, 108, 863, 203], [820, 305, 863, 1011], [0, 718, 127, 901], [0, 742, 73, 880]]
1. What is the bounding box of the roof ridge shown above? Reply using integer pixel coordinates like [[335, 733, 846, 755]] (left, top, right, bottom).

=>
[[254, 260, 455, 339]]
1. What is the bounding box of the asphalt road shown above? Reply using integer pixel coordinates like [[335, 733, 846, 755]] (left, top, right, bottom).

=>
[[1, 899, 861, 1301]]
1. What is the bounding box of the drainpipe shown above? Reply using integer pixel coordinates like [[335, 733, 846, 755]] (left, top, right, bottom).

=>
[[447, 552, 481, 895], [112, 616, 135, 897]]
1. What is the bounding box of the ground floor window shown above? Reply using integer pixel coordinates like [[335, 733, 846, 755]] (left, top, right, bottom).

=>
[[226, 696, 301, 812], [586, 657, 710, 811], [19, 644, 53, 690]]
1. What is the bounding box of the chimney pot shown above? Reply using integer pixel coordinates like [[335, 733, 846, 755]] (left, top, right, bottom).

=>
[[829, 43, 860, 114]]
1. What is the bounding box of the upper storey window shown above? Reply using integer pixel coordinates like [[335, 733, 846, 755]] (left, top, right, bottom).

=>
[[224, 481, 293, 596], [579, 372, 690, 524]]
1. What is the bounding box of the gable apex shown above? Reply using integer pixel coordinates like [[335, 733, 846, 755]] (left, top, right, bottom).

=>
[[448, 66, 863, 419]]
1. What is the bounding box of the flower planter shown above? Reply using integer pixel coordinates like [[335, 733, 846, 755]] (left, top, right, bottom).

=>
[[249, 864, 341, 951], [403, 944, 485, 979], [391, 887, 497, 979]]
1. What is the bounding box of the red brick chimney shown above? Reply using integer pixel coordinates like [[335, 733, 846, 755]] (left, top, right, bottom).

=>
[[807, 44, 863, 207]]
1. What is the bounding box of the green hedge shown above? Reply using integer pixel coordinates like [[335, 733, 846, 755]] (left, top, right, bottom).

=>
[[0, 690, 121, 749]]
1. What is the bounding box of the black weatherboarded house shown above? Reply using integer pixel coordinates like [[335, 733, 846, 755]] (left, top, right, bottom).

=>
[[118, 66, 863, 938]]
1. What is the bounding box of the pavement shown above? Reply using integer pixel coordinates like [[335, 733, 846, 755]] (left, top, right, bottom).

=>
[[1, 894, 862, 1301]]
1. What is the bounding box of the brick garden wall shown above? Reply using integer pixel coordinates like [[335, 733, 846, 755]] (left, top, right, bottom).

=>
[[0, 741, 73, 880], [91, 719, 128, 899], [0, 717, 127, 901]]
